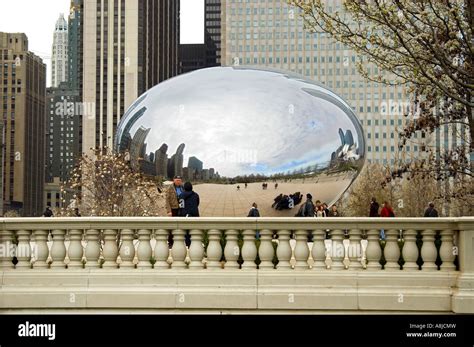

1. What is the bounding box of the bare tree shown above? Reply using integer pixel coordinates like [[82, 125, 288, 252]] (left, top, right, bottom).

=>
[[343, 163, 448, 216], [289, 0, 473, 204], [59, 148, 166, 217]]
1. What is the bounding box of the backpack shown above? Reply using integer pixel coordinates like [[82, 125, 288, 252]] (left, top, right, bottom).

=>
[[389, 209, 395, 217]]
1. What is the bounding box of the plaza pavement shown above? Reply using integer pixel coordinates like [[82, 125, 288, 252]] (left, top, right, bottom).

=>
[[193, 173, 354, 217]]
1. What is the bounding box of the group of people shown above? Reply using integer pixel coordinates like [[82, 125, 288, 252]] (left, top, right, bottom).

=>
[[42, 207, 81, 217], [271, 192, 303, 210], [369, 198, 395, 217], [295, 194, 340, 217], [369, 197, 439, 217], [166, 175, 200, 217]]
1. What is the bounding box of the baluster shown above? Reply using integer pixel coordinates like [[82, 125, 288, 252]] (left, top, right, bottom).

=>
[[0, 230, 14, 270], [33, 230, 49, 269], [360, 232, 368, 268], [67, 229, 84, 269], [330, 229, 344, 270], [420, 229, 438, 271], [348, 229, 363, 270], [154, 229, 170, 269], [50, 229, 67, 269], [324, 237, 332, 269], [189, 229, 205, 269], [294, 230, 309, 270], [439, 230, 456, 271], [169, 229, 185, 268], [384, 229, 400, 270], [366, 229, 382, 270], [206, 229, 222, 269], [241, 229, 257, 269], [137, 229, 152, 268], [85, 229, 100, 268], [15, 230, 32, 269], [401, 229, 418, 271], [223, 229, 239, 269], [257, 229, 274, 269], [276, 229, 292, 270], [102, 229, 118, 268], [311, 229, 326, 270], [342, 232, 350, 269], [119, 229, 135, 268]]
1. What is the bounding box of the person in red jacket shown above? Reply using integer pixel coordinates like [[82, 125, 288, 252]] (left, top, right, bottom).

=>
[[380, 201, 395, 217]]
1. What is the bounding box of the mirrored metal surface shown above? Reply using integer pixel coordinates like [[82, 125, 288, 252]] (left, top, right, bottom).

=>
[[115, 67, 365, 216]]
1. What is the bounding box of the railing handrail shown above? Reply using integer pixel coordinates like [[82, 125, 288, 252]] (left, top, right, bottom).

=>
[[1, 216, 472, 231]]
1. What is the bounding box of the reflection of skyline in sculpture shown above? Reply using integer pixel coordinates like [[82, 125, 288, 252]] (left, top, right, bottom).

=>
[[168, 143, 185, 178], [188, 156, 204, 180], [126, 135, 219, 181], [117, 106, 147, 153], [155, 143, 169, 177], [130, 126, 151, 171], [330, 128, 360, 165]]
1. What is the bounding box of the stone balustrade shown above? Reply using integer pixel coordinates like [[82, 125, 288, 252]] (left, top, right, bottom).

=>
[[0, 217, 472, 313]]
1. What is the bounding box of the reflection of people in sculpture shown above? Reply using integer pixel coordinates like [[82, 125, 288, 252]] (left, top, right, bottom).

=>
[[272, 192, 302, 211], [245, 183, 248, 189], [322, 203, 330, 217], [300, 194, 315, 217], [328, 204, 340, 217], [272, 194, 283, 208], [315, 205, 327, 217], [275, 183, 278, 189]]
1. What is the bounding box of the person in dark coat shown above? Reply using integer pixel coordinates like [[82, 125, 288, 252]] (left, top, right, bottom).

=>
[[179, 182, 200, 247], [179, 182, 200, 217], [369, 197, 380, 217], [302, 194, 315, 217], [322, 203, 330, 217], [43, 207, 53, 217], [272, 194, 283, 208], [247, 203, 260, 217], [424, 202, 439, 217]]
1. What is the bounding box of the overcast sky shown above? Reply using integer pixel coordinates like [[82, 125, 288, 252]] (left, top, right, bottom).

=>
[[0, 0, 204, 86]]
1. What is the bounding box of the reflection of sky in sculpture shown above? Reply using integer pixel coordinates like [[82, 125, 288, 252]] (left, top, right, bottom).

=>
[[115, 67, 365, 178]]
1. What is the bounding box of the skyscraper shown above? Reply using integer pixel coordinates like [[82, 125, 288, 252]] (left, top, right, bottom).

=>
[[51, 14, 69, 88], [82, 0, 180, 153], [0, 33, 46, 216], [221, 0, 412, 166], [0, 121, 4, 215], [205, 0, 221, 67], [46, 83, 81, 183], [68, 1, 83, 89], [179, 44, 207, 74], [179, 0, 221, 73]]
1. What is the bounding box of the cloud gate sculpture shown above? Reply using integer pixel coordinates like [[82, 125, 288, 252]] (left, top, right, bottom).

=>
[[115, 67, 365, 217]]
